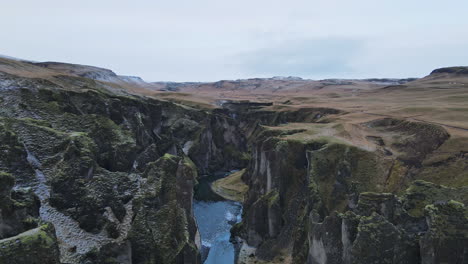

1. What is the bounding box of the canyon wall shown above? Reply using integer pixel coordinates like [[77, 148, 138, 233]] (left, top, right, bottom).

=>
[[0, 72, 248, 263], [233, 114, 468, 264]]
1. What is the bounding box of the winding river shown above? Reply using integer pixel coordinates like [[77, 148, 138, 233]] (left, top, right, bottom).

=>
[[193, 172, 242, 264]]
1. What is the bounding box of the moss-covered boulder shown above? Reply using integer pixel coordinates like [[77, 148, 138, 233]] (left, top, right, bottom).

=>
[[0, 223, 61, 264]]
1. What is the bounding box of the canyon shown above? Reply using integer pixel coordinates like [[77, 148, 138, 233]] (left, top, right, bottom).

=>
[[0, 56, 467, 264]]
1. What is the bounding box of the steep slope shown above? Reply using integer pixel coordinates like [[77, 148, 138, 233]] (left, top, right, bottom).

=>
[[0, 57, 251, 263], [231, 117, 467, 264]]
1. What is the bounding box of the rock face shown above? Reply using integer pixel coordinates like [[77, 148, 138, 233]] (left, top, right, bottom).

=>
[[420, 200, 468, 264], [0, 172, 40, 239], [234, 119, 467, 264], [129, 154, 200, 264], [305, 185, 468, 264], [0, 68, 250, 263], [237, 134, 392, 262], [188, 108, 249, 175], [0, 171, 60, 263]]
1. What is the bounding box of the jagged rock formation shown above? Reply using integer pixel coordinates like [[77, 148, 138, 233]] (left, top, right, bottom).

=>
[[232, 118, 468, 264], [0, 60, 250, 263], [128, 154, 200, 264], [305, 182, 468, 264], [0, 172, 60, 263], [0, 171, 40, 238]]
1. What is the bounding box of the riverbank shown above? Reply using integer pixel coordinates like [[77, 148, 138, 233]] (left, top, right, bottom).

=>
[[210, 169, 248, 202]]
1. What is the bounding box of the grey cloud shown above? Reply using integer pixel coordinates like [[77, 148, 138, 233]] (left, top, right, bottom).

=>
[[1, 0, 468, 81], [235, 38, 364, 78]]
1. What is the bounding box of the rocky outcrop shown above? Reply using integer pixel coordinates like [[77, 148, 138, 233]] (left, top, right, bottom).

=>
[[0, 120, 35, 184], [0, 171, 60, 263], [189, 109, 249, 175], [420, 200, 468, 264], [236, 134, 393, 262], [129, 154, 200, 264], [0, 172, 40, 239], [0, 223, 61, 264], [430, 66, 468, 75], [307, 192, 420, 264], [306, 183, 468, 264]]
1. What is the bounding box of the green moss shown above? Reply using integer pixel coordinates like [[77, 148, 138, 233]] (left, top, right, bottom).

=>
[[211, 169, 248, 202], [160, 153, 178, 163], [183, 156, 198, 179], [0, 223, 60, 264], [403, 180, 468, 218], [257, 190, 280, 208], [308, 142, 385, 214], [275, 140, 289, 152], [223, 144, 250, 165], [447, 199, 465, 209], [423, 200, 468, 238], [16, 226, 55, 246], [267, 190, 280, 207]]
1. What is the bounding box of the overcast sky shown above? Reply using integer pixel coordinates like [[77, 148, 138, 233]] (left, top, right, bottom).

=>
[[2, 0, 468, 81]]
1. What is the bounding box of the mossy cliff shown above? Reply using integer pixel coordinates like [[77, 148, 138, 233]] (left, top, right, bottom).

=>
[[305, 184, 468, 264], [234, 120, 467, 264], [128, 154, 200, 264], [0, 72, 250, 263]]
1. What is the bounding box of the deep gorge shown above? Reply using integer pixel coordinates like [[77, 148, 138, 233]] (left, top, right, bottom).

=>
[[0, 73, 467, 264], [193, 171, 243, 263]]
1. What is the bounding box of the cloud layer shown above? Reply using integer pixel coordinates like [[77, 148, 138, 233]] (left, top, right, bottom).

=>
[[2, 0, 468, 81]]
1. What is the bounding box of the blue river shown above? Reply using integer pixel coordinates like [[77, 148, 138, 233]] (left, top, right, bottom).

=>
[[193, 172, 242, 264]]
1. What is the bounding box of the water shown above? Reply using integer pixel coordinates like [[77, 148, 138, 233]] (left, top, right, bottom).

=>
[[194, 200, 242, 264], [193, 172, 242, 264], [194, 172, 229, 201]]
